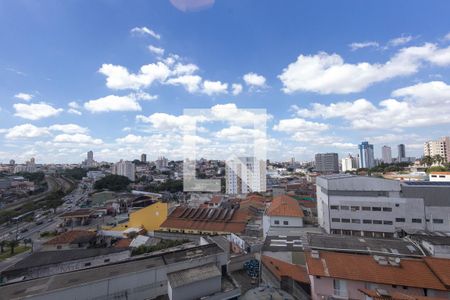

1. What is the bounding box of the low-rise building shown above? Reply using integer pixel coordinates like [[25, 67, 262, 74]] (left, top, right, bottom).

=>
[[263, 195, 304, 237], [306, 251, 450, 300], [42, 230, 96, 251], [429, 172, 450, 182]]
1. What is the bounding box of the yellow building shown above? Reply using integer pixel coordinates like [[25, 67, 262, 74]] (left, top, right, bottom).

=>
[[113, 201, 168, 232]]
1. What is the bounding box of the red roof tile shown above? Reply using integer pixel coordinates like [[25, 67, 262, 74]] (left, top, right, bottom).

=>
[[267, 195, 304, 217], [44, 230, 96, 245], [424, 257, 450, 289], [114, 238, 132, 248], [359, 289, 448, 300], [306, 251, 447, 290], [262, 255, 309, 284]]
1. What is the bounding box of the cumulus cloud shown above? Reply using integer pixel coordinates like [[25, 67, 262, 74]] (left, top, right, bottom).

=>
[[13, 102, 63, 120], [231, 83, 243, 95], [14, 93, 34, 101], [116, 134, 144, 144], [4, 124, 50, 139], [388, 35, 414, 47], [273, 118, 329, 133], [84, 94, 143, 113], [136, 113, 200, 131], [243, 72, 266, 87], [53, 134, 103, 145], [148, 45, 165, 56], [98, 62, 170, 90], [215, 126, 265, 141], [166, 75, 202, 93], [279, 43, 450, 94], [293, 81, 450, 130], [130, 26, 161, 39], [349, 41, 379, 51], [202, 80, 228, 95], [48, 124, 88, 134]]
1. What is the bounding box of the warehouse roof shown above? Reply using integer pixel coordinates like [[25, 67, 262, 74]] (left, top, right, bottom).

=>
[[167, 263, 221, 288]]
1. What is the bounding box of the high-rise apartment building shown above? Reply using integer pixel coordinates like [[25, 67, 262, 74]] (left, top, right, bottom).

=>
[[358, 141, 375, 169], [225, 157, 266, 194], [381, 146, 392, 164], [82, 150, 96, 168], [141, 153, 147, 163], [156, 156, 168, 169], [315, 153, 339, 173], [112, 160, 136, 181], [424, 136, 450, 163], [397, 144, 406, 162], [341, 154, 358, 172]]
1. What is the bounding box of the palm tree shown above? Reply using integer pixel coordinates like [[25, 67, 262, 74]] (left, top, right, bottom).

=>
[[8, 240, 19, 255], [0, 240, 6, 253], [421, 155, 434, 167], [433, 155, 444, 166]]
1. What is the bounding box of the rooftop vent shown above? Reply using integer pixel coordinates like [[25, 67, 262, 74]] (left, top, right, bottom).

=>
[[311, 250, 320, 259]]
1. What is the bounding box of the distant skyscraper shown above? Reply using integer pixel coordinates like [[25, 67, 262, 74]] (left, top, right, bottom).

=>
[[381, 146, 392, 164], [424, 137, 450, 163], [358, 141, 375, 169], [397, 144, 406, 162], [9, 159, 15, 166], [225, 157, 266, 194], [82, 150, 95, 168], [341, 154, 358, 172], [87, 151, 94, 161], [141, 153, 147, 163], [315, 153, 339, 173], [156, 156, 168, 169], [112, 160, 135, 181]]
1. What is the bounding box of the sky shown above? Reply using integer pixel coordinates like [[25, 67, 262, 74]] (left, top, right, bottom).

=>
[[1, 0, 450, 164]]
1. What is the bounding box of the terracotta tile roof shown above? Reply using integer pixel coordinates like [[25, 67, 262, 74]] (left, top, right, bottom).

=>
[[305, 251, 447, 290], [359, 289, 448, 300], [424, 257, 450, 289], [114, 238, 132, 248], [262, 255, 309, 284], [267, 195, 304, 217], [430, 172, 450, 175], [44, 230, 96, 245], [160, 206, 248, 234], [210, 195, 222, 204]]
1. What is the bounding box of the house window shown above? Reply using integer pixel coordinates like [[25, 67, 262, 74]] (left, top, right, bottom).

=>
[[351, 219, 361, 224], [341, 218, 350, 223], [362, 207, 371, 211], [333, 279, 347, 297], [332, 218, 340, 222], [383, 220, 393, 225], [351, 206, 360, 211], [283, 221, 289, 225], [104, 259, 110, 263], [372, 207, 382, 211], [382, 207, 392, 212], [84, 262, 91, 267], [412, 218, 422, 223], [274, 220, 280, 225], [340, 206, 349, 210], [395, 218, 405, 222], [373, 220, 383, 224], [433, 219, 444, 224], [363, 219, 372, 224], [57, 245, 62, 249], [330, 205, 339, 210], [395, 203, 400, 207]]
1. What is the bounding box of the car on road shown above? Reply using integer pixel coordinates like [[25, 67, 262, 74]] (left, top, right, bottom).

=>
[[20, 228, 29, 233]]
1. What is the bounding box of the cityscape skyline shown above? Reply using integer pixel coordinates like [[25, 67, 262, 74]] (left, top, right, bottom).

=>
[[1, 1, 450, 163]]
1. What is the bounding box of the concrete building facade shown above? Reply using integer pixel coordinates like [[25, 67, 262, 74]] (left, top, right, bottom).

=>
[[225, 157, 266, 194], [358, 141, 375, 169], [314, 153, 339, 173], [424, 136, 450, 163], [112, 160, 136, 181], [381, 145, 392, 164]]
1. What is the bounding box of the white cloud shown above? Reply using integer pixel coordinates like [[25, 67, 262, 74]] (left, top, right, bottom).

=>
[[210, 103, 270, 125], [4, 124, 50, 139], [116, 134, 143, 144], [349, 41, 379, 51], [14, 93, 34, 101], [231, 83, 243, 95], [48, 124, 88, 134], [53, 134, 103, 145], [279, 43, 450, 94], [84, 94, 142, 113], [130, 26, 161, 39], [202, 80, 228, 95], [243, 72, 266, 87], [136, 113, 200, 131], [273, 118, 329, 133], [171, 63, 199, 76], [148, 45, 165, 56], [331, 142, 357, 149], [293, 81, 450, 130], [166, 75, 202, 92], [98, 62, 170, 90], [68, 108, 82, 115], [444, 32, 450, 41], [388, 35, 414, 47], [216, 126, 265, 141], [68, 101, 80, 109], [13, 102, 63, 120]]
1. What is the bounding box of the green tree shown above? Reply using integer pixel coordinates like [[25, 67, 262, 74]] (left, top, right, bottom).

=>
[[433, 155, 444, 166], [8, 240, 19, 255], [421, 155, 434, 167], [94, 175, 131, 191], [0, 240, 6, 253]]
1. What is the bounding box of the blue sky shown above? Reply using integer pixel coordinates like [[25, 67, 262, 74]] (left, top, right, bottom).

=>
[[1, 0, 450, 163]]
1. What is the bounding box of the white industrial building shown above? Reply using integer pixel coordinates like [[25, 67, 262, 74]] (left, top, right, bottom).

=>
[[316, 174, 450, 238], [225, 157, 266, 194]]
